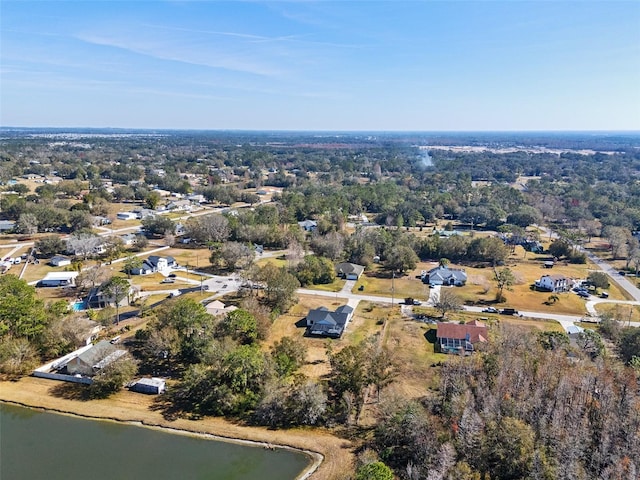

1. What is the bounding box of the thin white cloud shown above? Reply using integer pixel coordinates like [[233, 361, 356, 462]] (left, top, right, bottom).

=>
[[75, 32, 286, 77]]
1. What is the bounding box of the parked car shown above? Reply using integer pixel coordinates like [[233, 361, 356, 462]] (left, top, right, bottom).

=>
[[168, 273, 177, 278], [161, 278, 175, 284], [578, 291, 590, 298], [413, 299, 422, 305], [168, 290, 181, 298], [482, 307, 499, 313], [500, 308, 519, 316]]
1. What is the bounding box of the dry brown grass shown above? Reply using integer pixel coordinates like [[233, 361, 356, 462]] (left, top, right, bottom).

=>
[[594, 303, 640, 323], [266, 295, 349, 380]]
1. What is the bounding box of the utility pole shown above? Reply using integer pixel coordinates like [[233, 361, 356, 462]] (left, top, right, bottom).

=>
[[391, 270, 395, 306]]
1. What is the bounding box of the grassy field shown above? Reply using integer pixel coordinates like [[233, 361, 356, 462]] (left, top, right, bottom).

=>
[[352, 247, 632, 316], [266, 294, 350, 380], [594, 303, 640, 323]]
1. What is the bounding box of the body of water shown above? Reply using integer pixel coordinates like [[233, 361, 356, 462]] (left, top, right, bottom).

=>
[[0, 404, 311, 480]]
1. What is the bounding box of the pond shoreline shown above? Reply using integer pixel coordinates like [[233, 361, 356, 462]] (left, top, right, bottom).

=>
[[1, 377, 352, 480]]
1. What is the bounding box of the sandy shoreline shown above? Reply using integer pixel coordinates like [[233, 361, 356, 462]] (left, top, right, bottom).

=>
[[0, 377, 354, 480]]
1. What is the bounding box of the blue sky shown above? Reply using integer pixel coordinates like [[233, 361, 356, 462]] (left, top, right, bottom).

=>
[[1, 1, 639, 131]]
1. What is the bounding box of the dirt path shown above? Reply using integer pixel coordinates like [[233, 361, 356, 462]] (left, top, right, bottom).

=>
[[0, 377, 354, 480]]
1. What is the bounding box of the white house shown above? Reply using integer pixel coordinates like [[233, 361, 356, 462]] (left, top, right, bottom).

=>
[[535, 274, 569, 293], [131, 256, 177, 275]]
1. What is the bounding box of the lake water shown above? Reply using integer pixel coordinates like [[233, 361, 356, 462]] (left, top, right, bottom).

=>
[[0, 404, 311, 480]]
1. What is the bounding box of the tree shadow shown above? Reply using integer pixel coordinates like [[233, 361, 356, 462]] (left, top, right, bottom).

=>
[[49, 382, 92, 401]]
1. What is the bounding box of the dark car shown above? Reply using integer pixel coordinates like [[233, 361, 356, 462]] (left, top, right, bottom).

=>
[[500, 308, 519, 315], [168, 273, 177, 278], [578, 291, 590, 298]]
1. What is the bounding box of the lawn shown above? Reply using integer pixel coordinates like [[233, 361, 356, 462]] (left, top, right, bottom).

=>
[[267, 294, 350, 380], [594, 303, 640, 323], [302, 278, 345, 293], [255, 256, 287, 269], [353, 262, 436, 302]]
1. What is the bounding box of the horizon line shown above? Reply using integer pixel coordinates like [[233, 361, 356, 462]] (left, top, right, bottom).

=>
[[2, 126, 640, 135]]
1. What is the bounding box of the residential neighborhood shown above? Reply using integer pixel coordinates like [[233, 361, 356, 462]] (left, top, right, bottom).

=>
[[1, 130, 639, 480]]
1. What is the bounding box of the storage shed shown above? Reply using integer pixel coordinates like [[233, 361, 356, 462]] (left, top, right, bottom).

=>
[[131, 377, 166, 395]]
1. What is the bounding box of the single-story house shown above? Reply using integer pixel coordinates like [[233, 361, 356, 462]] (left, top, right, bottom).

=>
[[0, 220, 16, 232], [120, 233, 137, 246], [306, 305, 354, 338], [205, 300, 238, 317], [66, 238, 106, 257], [92, 216, 112, 226], [133, 208, 156, 219], [131, 255, 177, 275], [64, 340, 126, 377], [435, 229, 461, 237], [50, 255, 72, 267], [130, 377, 166, 395], [298, 219, 318, 232], [426, 266, 467, 286], [336, 262, 365, 280], [116, 212, 138, 221], [38, 272, 78, 287], [436, 319, 488, 354], [535, 274, 569, 292], [167, 199, 192, 212]]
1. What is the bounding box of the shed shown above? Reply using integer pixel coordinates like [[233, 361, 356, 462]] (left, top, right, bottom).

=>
[[131, 377, 166, 395], [50, 255, 72, 267]]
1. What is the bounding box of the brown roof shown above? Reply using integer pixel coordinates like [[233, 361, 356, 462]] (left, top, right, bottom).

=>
[[436, 320, 488, 344], [548, 274, 567, 281]]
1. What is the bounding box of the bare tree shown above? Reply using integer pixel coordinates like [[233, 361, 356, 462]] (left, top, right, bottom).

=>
[[67, 232, 103, 259], [603, 226, 630, 260], [221, 242, 255, 271], [16, 213, 38, 235], [286, 238, 305, 268], [184, 213, 230, 244], [76, 265, 110, 293], [434, 288, 463, 318]]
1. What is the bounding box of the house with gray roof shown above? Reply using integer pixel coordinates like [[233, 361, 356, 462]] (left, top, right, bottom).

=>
[[0, 220, 16, 232], [336, 262, 365, 280], [64, 340, 126, 376], [298, 219, 318, 232], [426, 265, 467, 286], [306, 305, 354, 338]]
